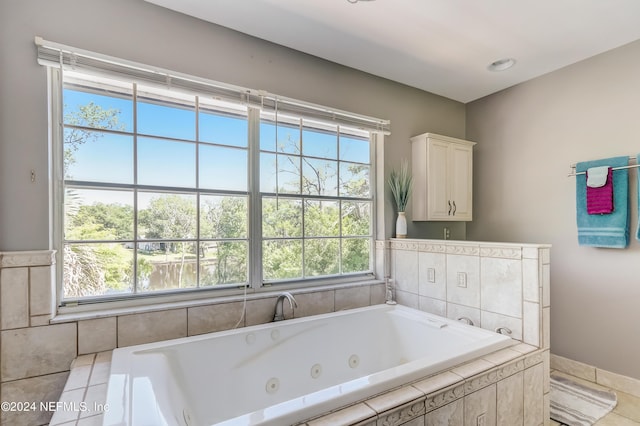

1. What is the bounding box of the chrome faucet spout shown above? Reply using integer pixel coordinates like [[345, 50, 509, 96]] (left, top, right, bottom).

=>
[[273, 292, 298, 321], [457, 316, 474, 326]]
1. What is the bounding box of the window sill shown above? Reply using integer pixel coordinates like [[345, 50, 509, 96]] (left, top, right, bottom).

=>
[[50, 278, 384, 324]]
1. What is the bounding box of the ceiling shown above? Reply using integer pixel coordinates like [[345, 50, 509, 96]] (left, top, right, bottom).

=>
[[145, 0, 640, 103]]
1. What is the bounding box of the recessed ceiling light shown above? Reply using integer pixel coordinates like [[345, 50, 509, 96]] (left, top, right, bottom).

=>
[[487, 58, 516, 72]]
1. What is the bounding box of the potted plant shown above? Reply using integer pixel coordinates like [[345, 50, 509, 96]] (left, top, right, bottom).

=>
[[388, 160, 412, 238]]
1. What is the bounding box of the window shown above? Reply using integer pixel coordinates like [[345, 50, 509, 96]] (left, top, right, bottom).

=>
[[57, 69, 375, 303]]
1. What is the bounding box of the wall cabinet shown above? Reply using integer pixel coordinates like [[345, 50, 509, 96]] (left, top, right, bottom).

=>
[[410, 132, 476, 221]]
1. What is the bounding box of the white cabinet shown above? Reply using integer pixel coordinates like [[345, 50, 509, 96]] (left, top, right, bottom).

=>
[[410, 132, 476, 221]]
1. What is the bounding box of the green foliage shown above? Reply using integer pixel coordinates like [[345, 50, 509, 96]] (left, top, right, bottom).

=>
[[388, 160, 412, 212]]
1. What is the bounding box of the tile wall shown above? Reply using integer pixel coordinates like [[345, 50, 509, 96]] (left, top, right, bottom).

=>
[[0, 250, 385, 425], [387, 239, 551, 349]]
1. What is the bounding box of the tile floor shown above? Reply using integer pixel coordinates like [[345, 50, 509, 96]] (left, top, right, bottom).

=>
[[550, 371, 640, 426]]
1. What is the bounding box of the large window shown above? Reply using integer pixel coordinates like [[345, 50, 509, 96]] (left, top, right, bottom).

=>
[[58, 70, 374, 302]]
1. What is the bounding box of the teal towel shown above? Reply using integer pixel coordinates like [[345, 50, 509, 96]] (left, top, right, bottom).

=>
[[576, 156, 629, 248]]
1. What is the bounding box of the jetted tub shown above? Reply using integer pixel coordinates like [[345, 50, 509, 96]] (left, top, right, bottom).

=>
[[103, 304, 513, 426]]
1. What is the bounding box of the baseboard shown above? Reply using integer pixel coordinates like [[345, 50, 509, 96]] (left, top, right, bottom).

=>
[[551, 353, 640, 398]]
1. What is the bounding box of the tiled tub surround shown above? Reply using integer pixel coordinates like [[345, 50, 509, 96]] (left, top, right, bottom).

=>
[[388, 239, 551, 350], [53, 342, 548, 426], [0, 250, 385, 426], [102, 305, 513, 425]]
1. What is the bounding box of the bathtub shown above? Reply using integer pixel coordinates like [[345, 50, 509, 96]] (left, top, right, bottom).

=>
[[103, 304, 513, 426]]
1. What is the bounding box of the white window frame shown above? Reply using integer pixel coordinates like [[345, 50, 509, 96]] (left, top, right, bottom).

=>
[[41, 38, 389, 311]]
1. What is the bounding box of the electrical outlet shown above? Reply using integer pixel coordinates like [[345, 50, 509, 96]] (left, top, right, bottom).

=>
[[427, 268, 435, 283], [457, 272, 467, 288]]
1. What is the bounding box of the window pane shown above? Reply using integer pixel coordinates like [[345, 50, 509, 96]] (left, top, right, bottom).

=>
[[262, 198, 302, 238], [137, 97, 195, 140], [137, 242, 197, 291], [305, 200, 339, 237], [199, 145, 247, 191], [263, 240, 302, 281], [138, 192, 197, 240], [302, 128, 337, 159], [339, 163, 370, 198], [260, 120, 276, 151], [342, 201, 371, 237], [304, 239, 339, 276], [340, 135, 370, 163], [200, 241, 248, 286], [138, 137, 196, 187], [276, 123, 300, 154], [342, 238, 371, 273], [200, 195, 247, 239], [199, 110, 247, 147], [303, 158, 337, 196], [260, 153, 301, 194], [64, 129, 133, 184], [65, 188, 134, 241], [63, 87, 133, 132], [63, 243, 133, 298]]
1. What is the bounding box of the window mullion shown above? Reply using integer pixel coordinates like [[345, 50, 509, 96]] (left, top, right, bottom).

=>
[[248, 107, 262, 289]]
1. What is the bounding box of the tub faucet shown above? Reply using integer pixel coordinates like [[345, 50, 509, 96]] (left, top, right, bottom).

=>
[[273, 292, 297, 321], [457, 317, 474, 326], [495, 327, 512, 335]]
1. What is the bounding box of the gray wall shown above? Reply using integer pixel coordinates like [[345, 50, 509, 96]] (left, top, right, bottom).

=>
[[466, 40, 640, 380], [0, 0, 465, 251]]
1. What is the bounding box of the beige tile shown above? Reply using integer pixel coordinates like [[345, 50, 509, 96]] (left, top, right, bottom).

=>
[[293, 291, 335, 318], [78, 317, 117, 354], [245, 296, 280, 325], [425, 398, 463, 426], [188, 301, 244, 336], [30, 265, 54, 316], [1, 323, 77, 381], [63, 363, 92, 391], [49, 387, 84, 425], [88, 351, 112, 386], [594, 412, 640, 426], [413, 371, 463, 395], [522, 301, 540, 347], [464, 383, 496, 426], [335, 286, 370, 311], [549, 419, 563, 426], [451, 359, 494, 379], [419, 295, 446, 316], [480, 310, 523, 341], [510, 343, 538, 355], [80, 383, 109, 418], [541, 263, 551, 308], [30, 313, 52, 327], [482, 348, 522, 366], [77, 414, 105, 426], [522, 258, 540, 303], [0, 267, 29, 329], [480, 257, 523, 317], [0, 371, 69, 426], [370, 282, 386, 305], [396, 289, 419, 309], [72, 353, 96, 368], [550, 354, 596, 382], [417, 252, 446, 300], [365, 385, 423, 414], [497, 371, 524, 425], [394, 249, 419, 294], [117, 308, 187, 347], [524, 363, 544, 426], [614, 391, 640, 422], [597, 368, 640, 398], [446, 254, 480, 309], [306, 403, 377, 426], [396, 417, 424, 426], [542, 307, 550, 349]]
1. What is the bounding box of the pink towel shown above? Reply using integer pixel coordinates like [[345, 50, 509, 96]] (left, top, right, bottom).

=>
[[586, 168, 614, 214]]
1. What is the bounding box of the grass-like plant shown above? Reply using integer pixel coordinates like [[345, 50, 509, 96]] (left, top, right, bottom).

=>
[[388, 160, 412, 212]]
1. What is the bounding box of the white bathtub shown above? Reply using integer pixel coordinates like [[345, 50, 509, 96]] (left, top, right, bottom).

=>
[[103, 304, 513, 426]]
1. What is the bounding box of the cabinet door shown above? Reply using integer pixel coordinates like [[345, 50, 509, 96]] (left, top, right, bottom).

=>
[[426, 139, 451, 220], [449, 143, 473, 221]]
